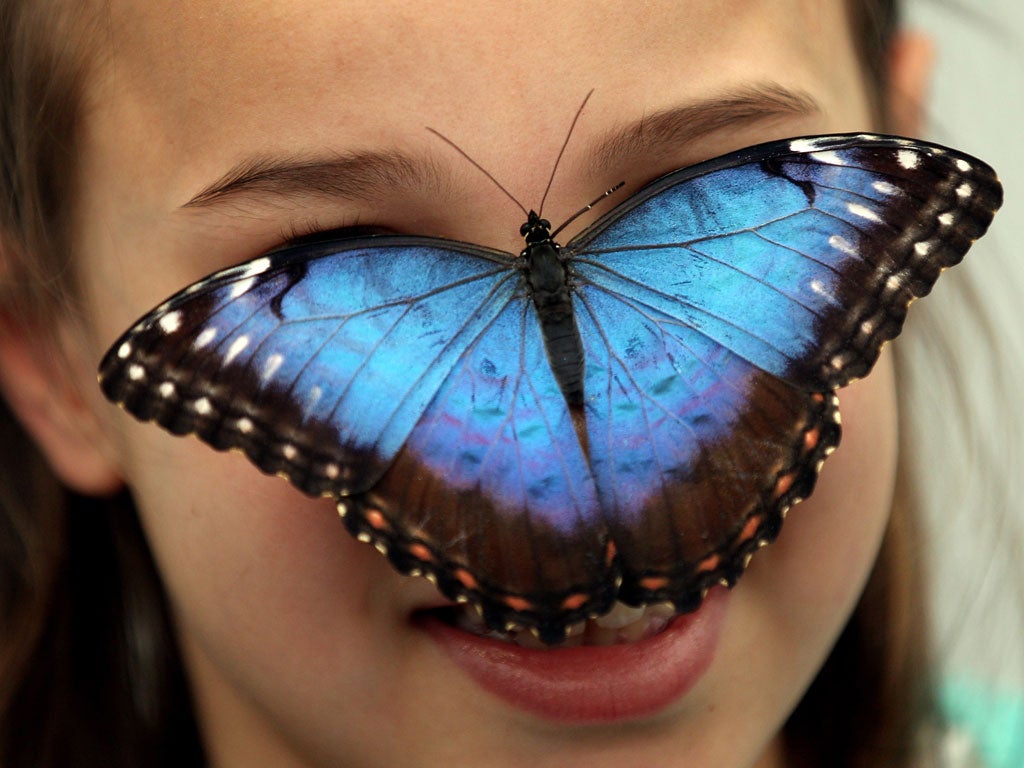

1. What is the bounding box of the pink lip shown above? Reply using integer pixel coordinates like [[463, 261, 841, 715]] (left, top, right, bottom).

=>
[[419, 589, 727, 723]]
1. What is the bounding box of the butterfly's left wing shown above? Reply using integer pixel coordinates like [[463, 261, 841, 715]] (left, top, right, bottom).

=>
[[98, 237, 525, 497], [99, 235, 614, 640], [567, 134, 1001, 605]]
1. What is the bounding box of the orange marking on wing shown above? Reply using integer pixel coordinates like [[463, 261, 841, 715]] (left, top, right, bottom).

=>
[[639, 576, 670, 590], [365, 509, 390, 532], [739, 514, 763, 543], [453, 568, 479, 591], [605, 540, 617, 565], [696, 554, 721, 574], [803, 427, 820, 451], [774, 471, 796, 499], [503, 596, 533, 612], [408, 543, 434, 563], [560, 593, 589, 611]]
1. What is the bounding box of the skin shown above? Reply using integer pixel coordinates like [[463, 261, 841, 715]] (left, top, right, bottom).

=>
[[0, 1, 934, 766]]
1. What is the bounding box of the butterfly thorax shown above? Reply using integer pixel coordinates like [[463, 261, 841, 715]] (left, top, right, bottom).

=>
[[520, 210, 586, 406]]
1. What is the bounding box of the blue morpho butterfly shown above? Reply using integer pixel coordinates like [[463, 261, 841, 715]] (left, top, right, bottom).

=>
[[98, 117, 1002, 644]]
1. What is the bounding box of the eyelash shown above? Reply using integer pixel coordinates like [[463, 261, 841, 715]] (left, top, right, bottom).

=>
[[279, 218, 394, 249]]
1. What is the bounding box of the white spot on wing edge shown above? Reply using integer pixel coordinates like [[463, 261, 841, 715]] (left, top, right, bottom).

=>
[[193, 396, 213, 415], [955, 158, 972, 172], [897, 149, 920, 169], [808, 278, 833, 299], [128, 364, 146, 381], [789, 137, 832, 153], [224, 335, 250, 365], [229, 276, 256, 299], [240, 257, 272, 278], [194, 326, 218, 349], [956, 182, 973, 199], [828, 234, 858, 257], [304, 385, 323, 414], [158, 310, 183, 334], [938, 212, 955, 227], [847, 202, 882, 223], [810, 150, 846, 165], [262, 352, 284, 383], [117, 342, 132, 359], [158, 381, 175, 398]]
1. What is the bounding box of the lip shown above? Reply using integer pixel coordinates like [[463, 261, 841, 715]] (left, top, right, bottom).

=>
[[418, 588, 727, 724]]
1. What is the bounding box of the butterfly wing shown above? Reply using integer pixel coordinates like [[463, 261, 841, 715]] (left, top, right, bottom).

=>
[[344, 296, 614, 639], [100, 235, 614, 638], [573, 288, 838, 608], [99, 237, 525, 496], [567, 133, 1001, 603]]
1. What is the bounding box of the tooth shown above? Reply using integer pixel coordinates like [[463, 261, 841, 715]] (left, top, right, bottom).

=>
[[454, 605, 488, 634], [565, 621, 586, 638], [586, 622, 621, 647], [618, 617, 650, 643], [514, 629, 549, 650], [644, 615, 671, 639], [647, 602, 676, 619], [594, 600, 646, 629]]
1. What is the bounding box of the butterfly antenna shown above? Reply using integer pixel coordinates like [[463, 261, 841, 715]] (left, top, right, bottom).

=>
[[425, 127, 529, 218], [538, 89, 594, 217], [550, 181, 625, 239]]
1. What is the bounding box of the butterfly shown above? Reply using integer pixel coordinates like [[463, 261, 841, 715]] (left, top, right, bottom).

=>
[[99, 131, 1001, 644]]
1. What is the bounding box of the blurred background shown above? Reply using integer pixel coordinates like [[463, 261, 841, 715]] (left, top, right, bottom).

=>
[[900, 0, 1023, 757]]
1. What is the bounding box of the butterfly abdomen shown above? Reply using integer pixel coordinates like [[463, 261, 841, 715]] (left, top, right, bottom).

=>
[[522, 213, 585, 406]]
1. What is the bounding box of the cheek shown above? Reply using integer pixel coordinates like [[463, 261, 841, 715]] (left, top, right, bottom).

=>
[[769, 350, 899, 618], [721, 350, 899, 726], [118, 421, 415, 706]]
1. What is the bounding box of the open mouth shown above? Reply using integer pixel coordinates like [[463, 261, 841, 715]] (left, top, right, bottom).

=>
[[424, 600, 680, 648], [417, 589, 727, 723]]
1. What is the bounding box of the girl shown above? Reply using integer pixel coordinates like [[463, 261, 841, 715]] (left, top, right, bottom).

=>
[[0, 1, 1018, 766]]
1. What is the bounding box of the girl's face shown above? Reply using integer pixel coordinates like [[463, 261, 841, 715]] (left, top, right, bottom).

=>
[[66, 2, 898, 766]]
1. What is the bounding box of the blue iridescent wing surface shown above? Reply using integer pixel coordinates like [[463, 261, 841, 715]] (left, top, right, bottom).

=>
[[566, 133, 1001, 602], [99, 236, 616, 637], [349, 297, 617, 635], [99, 238, 521, 496]]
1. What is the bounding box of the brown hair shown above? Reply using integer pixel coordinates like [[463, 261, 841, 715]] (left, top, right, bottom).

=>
[[0, 2, 204, 765], [0, 1, 939, 766]]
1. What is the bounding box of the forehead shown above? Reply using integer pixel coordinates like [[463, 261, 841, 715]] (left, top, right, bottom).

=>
[[91, 1, 864, 161]]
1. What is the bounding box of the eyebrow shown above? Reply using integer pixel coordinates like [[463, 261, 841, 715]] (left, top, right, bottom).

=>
[[182, 149, 439, 208], [181, 82, 819, 210], [590, 82, 820, 173]]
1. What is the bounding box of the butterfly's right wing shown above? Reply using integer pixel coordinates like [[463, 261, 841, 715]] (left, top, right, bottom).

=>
[[566, 134, 1001, 607], [571, 134, 1002, 391]]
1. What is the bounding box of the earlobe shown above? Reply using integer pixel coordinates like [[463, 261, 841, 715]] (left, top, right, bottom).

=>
[[0, 315, 124, 497], [886, 30, 935, 136]]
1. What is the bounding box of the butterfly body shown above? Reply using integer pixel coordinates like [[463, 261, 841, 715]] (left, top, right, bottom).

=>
[[99, 133, 1002, 643], [520, 210, 587, 406]]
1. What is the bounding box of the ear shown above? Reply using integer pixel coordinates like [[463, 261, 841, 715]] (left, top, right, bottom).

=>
[[885, 29, 935, 136], [0, 312, 124, 496]]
